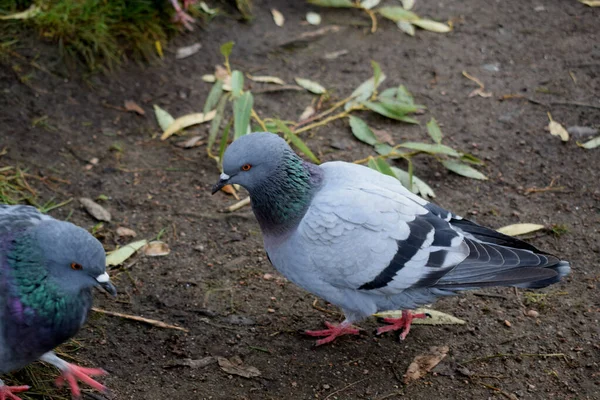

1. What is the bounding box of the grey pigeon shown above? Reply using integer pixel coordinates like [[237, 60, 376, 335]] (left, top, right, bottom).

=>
[[212, 132, 570, 345], [0, 205, 117, 399]]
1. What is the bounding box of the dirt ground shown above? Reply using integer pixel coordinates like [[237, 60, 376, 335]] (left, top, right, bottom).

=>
[[1, 0, 599, 399]]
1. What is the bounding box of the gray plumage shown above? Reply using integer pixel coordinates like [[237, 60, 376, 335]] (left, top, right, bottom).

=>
[[0, 205, 116, 394], [213, 132, 570, 330]]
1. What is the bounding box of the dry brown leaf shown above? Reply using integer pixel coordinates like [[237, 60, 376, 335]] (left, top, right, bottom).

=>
[[80, 198, 111, 222], [221, 184, 240, 200], [142, 241, 170, 257], [547, 112, 569, 142], [116, 227, 137, 237], [299, 105, 316, 121], [160, 110, 217, 140], [168, 357, 216, 369], [124, 100, 145, 116], [176, 136, 205, 148], [217, 356, 261, 378], [373, 128, 394, 145], [271, 9, 285, 27], [403, 346, 449, 384]]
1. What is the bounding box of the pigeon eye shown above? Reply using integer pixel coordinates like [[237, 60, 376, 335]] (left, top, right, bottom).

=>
[[241, 164, 252, 171], [71, 263, 83, 270]]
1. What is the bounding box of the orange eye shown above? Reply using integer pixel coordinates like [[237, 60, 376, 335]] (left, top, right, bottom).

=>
[[241, 164, 252, 171], [71, 263, 83, 270]]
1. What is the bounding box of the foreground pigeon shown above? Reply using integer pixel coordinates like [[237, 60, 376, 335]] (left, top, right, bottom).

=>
[[212, 132, 571, 346], [0, 205, 117, 399]]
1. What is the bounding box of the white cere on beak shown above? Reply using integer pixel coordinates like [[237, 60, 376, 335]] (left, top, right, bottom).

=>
[[96, 272, 110, 283], [220, 173, 230, 180]]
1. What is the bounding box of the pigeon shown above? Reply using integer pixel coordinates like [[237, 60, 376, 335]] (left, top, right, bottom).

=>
[[0, 205, 117, 399], [212, 132, 571, 346]]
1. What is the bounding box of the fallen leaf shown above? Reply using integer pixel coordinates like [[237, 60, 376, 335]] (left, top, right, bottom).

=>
[[80, 198, 111, 222], [247, 75, 285, 85], [323, 49, 348, 60], [124, 100, 145, 116], [271, 9, 285, 27], [176, 136, 204, 148], [142, 241, 171, 257], [349, 115, 378, 146], [403, 346, 449, 384], [217, 356, 261, 378], [374, 309, 465, 325], [106, 240, 148, 266], [578, 135, 600, 149], [397, 20, 415, 36], [116, 227, 137, 237], [306, 11, 322, 25], [0, 4, 40, 19], [155, 41, 163, 59], [401, 0, 415, 10], [294, 78, 327, 94], [579, 0, 600, 5], [299, 105, 316, 121], [411, 19, 452, 33], [221, 184, 240, 200], [441, 159, 488, 180], [390, 167, 436, 198], [167, 357, 216, 369], [426, 118, 443, 144], [547, 112, 569, 142], [496, 223, 545, 236], [153, 105, 175, 132], [202, 74, 216, 83], [377, 6, 419, 22], [373, 128, 394, 145], [160, 110, 217, 140], [176, 43, 202, 59]]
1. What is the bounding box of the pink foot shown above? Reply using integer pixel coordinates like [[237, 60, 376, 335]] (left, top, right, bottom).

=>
[[376, 310, 429, 340], [170, 0, 195, 30], [54, 364, 108, 398], [0, 385, 30, 400], [305, 321, 360, 346]]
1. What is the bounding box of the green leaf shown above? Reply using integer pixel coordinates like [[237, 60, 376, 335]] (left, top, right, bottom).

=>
[[363, 101, 420, 123], [233, 92, 254, 140], [307, 0, 355, 7], [220, 41, 234, 58], [106, 240, 148, 267], [275, 120, 320, 164], [231, 70, 244, 98], [373, 157, 396, 178], [378, 87, 398, 100], [208, 94, 229, 150], [203, 80, 224, 114], [153, 105, 174, 131], [426, 118, 442, 144], [396, 85, 415, 104], [218, 121, 232, 165], [391, 167, 435, 198], [412, 19, 451, 33], [460, 153, 484, 165], [378, 6, 419, 22], [399, 142, 460, 156], [345, 73, 387, 111], [371, 60, 382, 89], [348, 116, 378, 146], [374, 143, 395, 156], [295, 78, 327, 94], [397, 20, 416, 36], [578, 135, 600, 149], [378, 99, 424, 114], [441, 159, 488, 180], [265, 121, 280, 133]]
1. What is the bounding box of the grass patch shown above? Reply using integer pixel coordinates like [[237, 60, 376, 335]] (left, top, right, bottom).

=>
[[0, 0, 181, 71]]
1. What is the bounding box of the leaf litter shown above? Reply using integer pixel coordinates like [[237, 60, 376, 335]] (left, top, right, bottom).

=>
[[403, 346, 449, 384], [217, 356, 261, 378], [80, 197, 111, 222], [497, 223, 545, 236]]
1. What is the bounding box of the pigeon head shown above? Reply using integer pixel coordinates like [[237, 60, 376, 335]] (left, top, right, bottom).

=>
[[212, 132, 291, 195], [29, 220, 117, 296]]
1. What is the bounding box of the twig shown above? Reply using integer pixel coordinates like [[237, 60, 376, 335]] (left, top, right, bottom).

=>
[[294, 111, 350, 135], [499, 94, 600, 110], [524, 177, 565, 195], [226, 196, 251, 212], [252, 85, 304, 94], [475, 380, 518, 400], [363, 8, 378, 33], [91, 308, 189, 332], [324, 378, 370, 400], [312, 298, 341, 316], [251, 109, 267, 131], [292, 94, 355, 131], [461, 353, 565, 365]]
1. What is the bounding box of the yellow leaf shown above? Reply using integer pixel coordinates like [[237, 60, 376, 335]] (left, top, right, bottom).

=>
[[106, 240, 148, 266], [411, 19, 452, 33], [160, 109, 217, 140], [497, 223, 545, 236], [547, 112, 569, 142], [155, 41, 163, 59], [579, 0, 600, 6], [374, 308, 466, 325]]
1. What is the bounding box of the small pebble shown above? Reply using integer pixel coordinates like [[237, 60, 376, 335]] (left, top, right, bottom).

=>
[[263, 273, 274, 280], [504, 320, 512, 327], [526, 309, 539, 318]]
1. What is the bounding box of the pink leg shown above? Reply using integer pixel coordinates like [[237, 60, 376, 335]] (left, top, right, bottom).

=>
[[169, 0, 195, 31], [305, 320, 360, 346], [0, 384, 30, 400], [40, 352, 108, 398], [376, 310, 429, 340], [182, 0, 197, 9]]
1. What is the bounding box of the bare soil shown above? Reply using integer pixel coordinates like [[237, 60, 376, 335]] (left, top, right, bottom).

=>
[[1, 1, 599, 399]]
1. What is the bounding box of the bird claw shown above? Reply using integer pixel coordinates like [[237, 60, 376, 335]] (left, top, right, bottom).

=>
[[305, 321, 360, 346], [0, 385, 30, 400], [55, 363, 108, 398], [376, 310, 428, 340]]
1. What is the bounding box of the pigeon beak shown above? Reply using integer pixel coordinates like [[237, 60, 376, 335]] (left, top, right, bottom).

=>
[[211, 173, 230, 195], [96, 272, 117, 297]]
